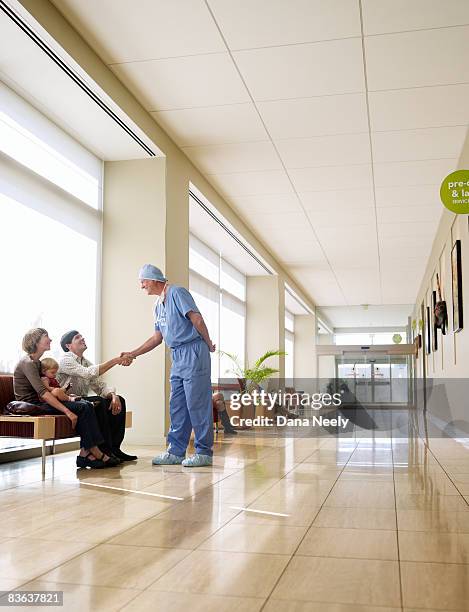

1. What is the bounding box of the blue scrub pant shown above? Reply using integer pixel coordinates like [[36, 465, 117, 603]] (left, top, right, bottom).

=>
[[167, 338, 214, 457]]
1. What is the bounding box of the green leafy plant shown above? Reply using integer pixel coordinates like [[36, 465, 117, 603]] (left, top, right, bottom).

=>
[[219, 349, 286, 392]]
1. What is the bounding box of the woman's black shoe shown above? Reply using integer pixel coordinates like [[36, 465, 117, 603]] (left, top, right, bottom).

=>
[[98, 452, 120, 467], [76, 453, 106, 469]]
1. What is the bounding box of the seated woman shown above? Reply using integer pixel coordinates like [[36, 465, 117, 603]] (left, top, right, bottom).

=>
[[13, 328, 118, 469]]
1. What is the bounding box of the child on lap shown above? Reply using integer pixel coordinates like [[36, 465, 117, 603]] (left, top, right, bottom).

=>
[[40, 357, 78, 402]]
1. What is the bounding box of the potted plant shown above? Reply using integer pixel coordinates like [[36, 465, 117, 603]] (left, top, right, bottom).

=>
[[220, 349, 286, 391], [219, 349, 286, 421]]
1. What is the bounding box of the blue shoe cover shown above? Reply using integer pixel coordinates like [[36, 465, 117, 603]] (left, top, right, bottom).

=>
[[152, 452, 184, 465], [181, 454, 213, 467]]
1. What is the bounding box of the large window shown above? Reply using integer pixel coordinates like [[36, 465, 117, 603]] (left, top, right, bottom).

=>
[[0, 83, 101, 451], [189, 234, 246, 382]]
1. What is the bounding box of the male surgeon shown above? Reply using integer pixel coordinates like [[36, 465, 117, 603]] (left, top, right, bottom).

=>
[[121, 264, 215, 467]]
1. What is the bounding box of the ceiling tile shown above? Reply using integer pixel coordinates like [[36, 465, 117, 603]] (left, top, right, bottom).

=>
[[365, 26, 469, 90], [151, 103, 267, 146], [291, 268, 347, 306], [322, 242, 380, 263], [209, 0, 361, 50], [380, 257, 426, 268], [377, 205, 442, 224], [318, 225, 379, 263], [208, 169, 294, 197], [381, 262, 426, 279], [280, 244, 329, 265], [290, 164, 373, 191], [335, 268, 381, 304], [362, 0, 469, 35], [375, 184, 441, 207], [248, 211, 309, 230], [381, 286, 418, 305], [372, 126, 468, 163], [258, 93, 368, 139], [184, 141, 281, 173], [276, 133, 371, 168], [299, 188, 375, 211], [110, 53, 249, 111], [228, 193, 302, 214], [378, 220, 439, 238], [51, 0, 225, 63], [261, 226, 318, 245], [369, 85, 469, 131], [308, 207, 376, 228], [233, 38, 365, 100], [264, 236, 327, 265], [374, 159, 458, 188], [379, 234, 434, 259]]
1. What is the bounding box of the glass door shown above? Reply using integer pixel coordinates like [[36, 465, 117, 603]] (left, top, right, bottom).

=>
[[332, 352, 411, 405]]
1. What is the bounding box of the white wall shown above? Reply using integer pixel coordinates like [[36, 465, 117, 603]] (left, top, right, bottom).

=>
[[414, 132, 469, 379]]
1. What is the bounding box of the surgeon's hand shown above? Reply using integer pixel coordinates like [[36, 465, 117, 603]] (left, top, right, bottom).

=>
[[119, 352, 134, 366]]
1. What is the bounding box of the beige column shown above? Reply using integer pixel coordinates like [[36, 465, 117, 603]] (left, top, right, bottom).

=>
[[246, 275, 285, 380], [318, 334, 336, 381], [294, 314, 317, 379], [162, 156, 190, 432], [101, 157, 167, 445]]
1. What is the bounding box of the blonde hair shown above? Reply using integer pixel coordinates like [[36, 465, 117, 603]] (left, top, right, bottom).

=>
[[41, 357, 59, 374], [22, 328, 48, 355]]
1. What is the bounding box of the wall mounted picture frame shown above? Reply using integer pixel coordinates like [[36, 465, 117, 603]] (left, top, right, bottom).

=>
[[432, 290, 438, 351], [451, 239, 463, 332], [426, 306, 431, 354]]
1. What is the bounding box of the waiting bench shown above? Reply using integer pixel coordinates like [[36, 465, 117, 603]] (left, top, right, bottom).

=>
[[0, 375, 132, 476]]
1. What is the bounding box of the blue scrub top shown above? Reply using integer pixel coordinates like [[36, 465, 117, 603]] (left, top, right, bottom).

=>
[[154, 285, 201, 348]]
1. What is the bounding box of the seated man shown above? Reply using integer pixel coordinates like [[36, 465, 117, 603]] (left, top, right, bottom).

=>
[[213, 391, 237, 435], [57, 330, 137, 462]]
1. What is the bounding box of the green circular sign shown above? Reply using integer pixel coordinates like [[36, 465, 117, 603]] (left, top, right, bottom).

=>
[[440, 170, 469, 213]]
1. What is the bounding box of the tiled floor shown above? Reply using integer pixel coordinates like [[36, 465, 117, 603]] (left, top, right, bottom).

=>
[[1, 424, 469, 611]]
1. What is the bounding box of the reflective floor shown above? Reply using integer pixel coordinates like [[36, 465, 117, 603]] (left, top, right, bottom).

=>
[[1, 425, 469, 611]]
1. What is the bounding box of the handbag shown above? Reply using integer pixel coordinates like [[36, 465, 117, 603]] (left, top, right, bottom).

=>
[[4, 401, 48, 416]]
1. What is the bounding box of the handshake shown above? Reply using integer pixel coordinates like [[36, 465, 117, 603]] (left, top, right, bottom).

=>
[[117, 352, 135, 367]]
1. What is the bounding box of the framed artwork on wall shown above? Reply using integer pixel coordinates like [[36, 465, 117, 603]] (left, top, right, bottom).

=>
[[426, 306, 431, 354], [432, 290, 438, 351], [451, 239, 463, 332]]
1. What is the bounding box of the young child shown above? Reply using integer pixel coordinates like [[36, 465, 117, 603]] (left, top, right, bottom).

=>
[[40, 357, 77, 402]]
